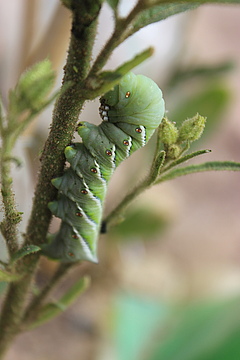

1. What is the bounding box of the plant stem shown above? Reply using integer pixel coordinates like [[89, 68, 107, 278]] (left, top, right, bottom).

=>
[[104, 174, 152, 230], [0, 133, 20, 255], [24, 7, 101, 248], [0, 268, 34, 359], [0, 3, 101, 357], [22, 263, 75, 327], [87, 1, 144, 77]]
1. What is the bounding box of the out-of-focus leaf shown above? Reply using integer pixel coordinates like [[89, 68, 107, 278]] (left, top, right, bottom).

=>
[[167, 61, 234, 89], [158, 161, 240, 183], [28, 276, 90, 329], [85, 48, 153, 97], [9, 59, 55, 114], [111, 207, 168, 241], [170, 84, 231, 141], [112, 293, 169, 360], [147, 297, 240, 360], [163, 149, 211, 173]]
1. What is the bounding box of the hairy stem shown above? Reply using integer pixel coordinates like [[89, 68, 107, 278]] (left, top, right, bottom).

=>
[[104, 175, 152, 230], [0, 2, 101, 357], [0, 133, 20, 255], [0, 267, 35, 359]]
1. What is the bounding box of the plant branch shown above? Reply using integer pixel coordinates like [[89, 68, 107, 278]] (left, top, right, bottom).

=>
[[22, 263, 76, 328], [87, 1, 148, 78], [0, 267, 35, 359], [0, 3, 102, 357], [0, 132, 21, 255]]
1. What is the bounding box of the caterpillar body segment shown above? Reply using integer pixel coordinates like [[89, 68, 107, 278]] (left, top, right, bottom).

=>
[[42, 72, 165, 263]]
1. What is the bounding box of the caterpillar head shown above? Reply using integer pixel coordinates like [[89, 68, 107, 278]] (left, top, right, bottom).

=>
[[99, 72, 165, 129]]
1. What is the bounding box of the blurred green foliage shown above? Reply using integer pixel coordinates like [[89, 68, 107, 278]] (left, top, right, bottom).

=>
[[110, 294, 240, 360], [110, 207, 168, 242]]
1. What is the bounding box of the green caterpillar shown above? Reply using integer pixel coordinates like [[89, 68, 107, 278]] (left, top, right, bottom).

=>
[[42, 72, 165, 263]]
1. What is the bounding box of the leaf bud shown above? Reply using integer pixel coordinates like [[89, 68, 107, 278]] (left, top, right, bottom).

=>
[[10, 59, 55, 113], [167, 144, 181, 159], [178, 113, 206, 143], [158, 117, 178, 146]]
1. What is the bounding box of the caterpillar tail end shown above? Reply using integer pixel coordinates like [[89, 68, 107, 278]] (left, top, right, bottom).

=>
[[41, 232, 99, 264]]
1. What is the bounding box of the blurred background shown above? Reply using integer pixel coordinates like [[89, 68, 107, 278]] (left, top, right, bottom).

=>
[[0, 1, 240, 359]]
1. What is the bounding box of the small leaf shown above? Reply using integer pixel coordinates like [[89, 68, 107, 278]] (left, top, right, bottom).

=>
[[11, 245, 41, 263], [85, 48, 154, 98], [167, 61, 234, 89], [130, 1, 240, 39], [170, 85, 231, 142], [115, 47, 154, 75], [28, 276, 90, 329], [111, 208, 168, 241], [9, 59, 55, 114], [163, 149, 211, 172], [157, 161, 240, 183], [151, 150, 166, 179]]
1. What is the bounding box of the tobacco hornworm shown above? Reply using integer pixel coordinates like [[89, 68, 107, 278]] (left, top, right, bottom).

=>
[[42, 72, 165, 263]]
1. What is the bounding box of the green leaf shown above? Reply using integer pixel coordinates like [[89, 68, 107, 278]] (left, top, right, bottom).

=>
[[112, 293, 169, 360], [9, 59, 55, 115], [115, 47, 154, 75], [170, 84, 231, 142], [157, 161, 240, 183], [28, 276, 90, 329], [131, 1, 240, 38], [130, 4, 199, 37], [163, 149, 211, 172], [147, 297, 240, 360], [167, 61, 234, 89], [84, 47, 154, 98], [111, 207, 168, 241], [11, 245, 41, 263]]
